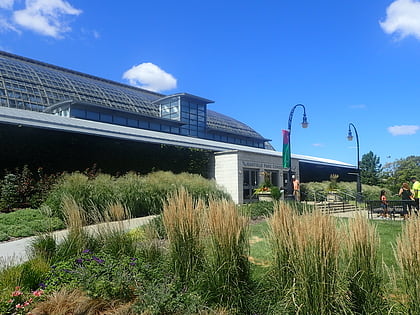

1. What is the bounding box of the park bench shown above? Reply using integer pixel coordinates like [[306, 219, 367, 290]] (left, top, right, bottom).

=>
[[365, 200, 418, 220]]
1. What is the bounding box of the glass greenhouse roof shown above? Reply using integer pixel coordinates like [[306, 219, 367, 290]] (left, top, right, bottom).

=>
[[0, 51, 268, 143]]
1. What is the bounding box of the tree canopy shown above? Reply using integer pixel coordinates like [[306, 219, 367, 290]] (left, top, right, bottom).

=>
[[381, 155, 420, 193], [360, 151, 382, 186]]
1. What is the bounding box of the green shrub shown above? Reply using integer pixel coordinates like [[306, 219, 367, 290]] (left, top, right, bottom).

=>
[[0, 174, 19, 211], [44, 251, 140, 301], [238, 201, 274, 219]]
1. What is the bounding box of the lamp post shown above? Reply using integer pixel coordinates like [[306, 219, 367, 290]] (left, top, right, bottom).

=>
[[283, 104, 308, 200], [347, 123, 362, 204]]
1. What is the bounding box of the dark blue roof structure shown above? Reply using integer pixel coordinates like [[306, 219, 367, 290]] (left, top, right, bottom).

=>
[[0, 51, 271, 149]]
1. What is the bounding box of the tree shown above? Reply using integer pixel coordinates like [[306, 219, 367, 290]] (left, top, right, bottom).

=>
[[360, 151, 382, 186], [381, 155, 420, 193]]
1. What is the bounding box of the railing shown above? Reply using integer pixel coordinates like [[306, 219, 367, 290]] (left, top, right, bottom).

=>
[[303, 189, 358, 203], [365, 200, 419, 219], [335, 190, 357, 203]]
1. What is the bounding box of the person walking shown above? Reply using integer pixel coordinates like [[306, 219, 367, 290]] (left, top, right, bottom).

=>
[[399, 182, 415, 219], [411, 177, 420, 212]]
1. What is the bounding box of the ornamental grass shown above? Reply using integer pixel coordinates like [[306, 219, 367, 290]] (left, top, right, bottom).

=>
[[344, 212, 387, 314], [163, 187, 205, 283], [204, 199, 250, 312], [396, 217, 420, 314], [268, 204, 348, 314]]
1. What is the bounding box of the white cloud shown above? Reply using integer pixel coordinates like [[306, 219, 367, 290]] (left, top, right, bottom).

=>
[[312, 143, 325, 147], [0, 15, 19, 32], [0, 0, 14, 10], [388, 125, 420, 135], [380, 0, 420, 39], [12, 0, 82, 38], [123, 62, 177, 92]]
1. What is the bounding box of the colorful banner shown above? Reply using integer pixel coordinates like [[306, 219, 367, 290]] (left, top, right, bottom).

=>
[[282, 129, 290, 168]]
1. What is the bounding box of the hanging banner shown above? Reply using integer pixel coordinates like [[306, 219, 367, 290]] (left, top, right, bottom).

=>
[[282, 129, 291, 168]]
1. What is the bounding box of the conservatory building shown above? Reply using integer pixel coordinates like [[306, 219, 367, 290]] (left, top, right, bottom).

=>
[[0, 51, 355, 203]]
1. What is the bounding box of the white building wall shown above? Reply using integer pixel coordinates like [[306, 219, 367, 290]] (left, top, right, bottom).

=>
[[212, 150, 302, 204], [213, 152, 240, 203]]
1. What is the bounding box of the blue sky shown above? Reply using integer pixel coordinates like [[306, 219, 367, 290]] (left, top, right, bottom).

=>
[[1, 0, 419, 167]]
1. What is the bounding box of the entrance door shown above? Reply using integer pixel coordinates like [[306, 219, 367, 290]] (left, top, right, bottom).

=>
[[243, 168, 259, 201]]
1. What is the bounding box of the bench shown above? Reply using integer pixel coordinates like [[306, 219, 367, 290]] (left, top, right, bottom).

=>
[[365, 200, 418, 219]]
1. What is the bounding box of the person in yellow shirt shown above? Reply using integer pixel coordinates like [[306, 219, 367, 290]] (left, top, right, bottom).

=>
[[411, 177, 420, 211]]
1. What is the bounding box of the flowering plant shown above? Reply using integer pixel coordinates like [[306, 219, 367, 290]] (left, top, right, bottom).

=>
[[0, 286, 44, 315], [253, 186, 271, 194]]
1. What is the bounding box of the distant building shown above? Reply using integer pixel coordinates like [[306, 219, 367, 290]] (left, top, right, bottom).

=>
[[0, 51, 355, 203]]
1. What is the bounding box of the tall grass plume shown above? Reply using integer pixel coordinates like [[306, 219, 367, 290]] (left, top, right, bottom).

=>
[[163, 188, 205, 282], [268, 205, 348, 314], [204, 199, 250, 311], [344, 213, 386, 314], [396, 218, 420, 314]]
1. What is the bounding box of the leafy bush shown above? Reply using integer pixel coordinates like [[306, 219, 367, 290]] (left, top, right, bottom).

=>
[[44, 251, 141, 301], [238, 201, 275, 219], [0, 174, 19, 211]]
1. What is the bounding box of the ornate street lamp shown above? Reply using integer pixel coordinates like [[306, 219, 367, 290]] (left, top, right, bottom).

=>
[[283, 104, 308, 200], [347, 123, 362, 204]]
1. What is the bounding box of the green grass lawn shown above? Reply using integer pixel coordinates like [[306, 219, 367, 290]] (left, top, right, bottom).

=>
[[249, 217, 405, 290], [0, 209, 64, 241]]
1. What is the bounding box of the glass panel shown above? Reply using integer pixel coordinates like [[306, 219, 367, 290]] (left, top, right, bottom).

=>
[[71, 108, 86, 118], [127, 119, 138, 127], [86, 111, 100, 121], [150, 122, 160, 131], [100, 113, 112, 123]]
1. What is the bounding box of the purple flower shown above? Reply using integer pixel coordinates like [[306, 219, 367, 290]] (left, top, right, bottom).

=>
[[75, 258, 83, 264], [92, 256, 104, 264], [129, 262, 136, 266], [82, 249, 90, 253]]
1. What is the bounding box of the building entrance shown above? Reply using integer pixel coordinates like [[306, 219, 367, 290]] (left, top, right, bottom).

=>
[[243, 168, 259, 201]]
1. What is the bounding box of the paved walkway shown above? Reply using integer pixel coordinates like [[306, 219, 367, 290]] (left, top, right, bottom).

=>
[[0, 215, 156, 267]]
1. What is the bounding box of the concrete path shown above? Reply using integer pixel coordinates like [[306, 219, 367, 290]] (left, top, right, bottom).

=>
[[0, 215, 156, 267]]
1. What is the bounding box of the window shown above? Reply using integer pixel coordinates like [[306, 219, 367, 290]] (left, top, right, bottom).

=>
[[71, 108, 86, 118], [100, 113, 112, 123], [86, 111, 100, 121], [127, 119, 138, 127], [114, 116, 127, 125]]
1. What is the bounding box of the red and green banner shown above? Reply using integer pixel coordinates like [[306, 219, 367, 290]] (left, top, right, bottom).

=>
[[282, 129, 291, 168]]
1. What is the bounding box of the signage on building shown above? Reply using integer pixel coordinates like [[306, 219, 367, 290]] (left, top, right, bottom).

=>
[[242, 161, 282, 169]]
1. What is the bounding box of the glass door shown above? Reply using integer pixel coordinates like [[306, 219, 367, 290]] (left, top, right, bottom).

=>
[[243, 168, 259, 201]]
